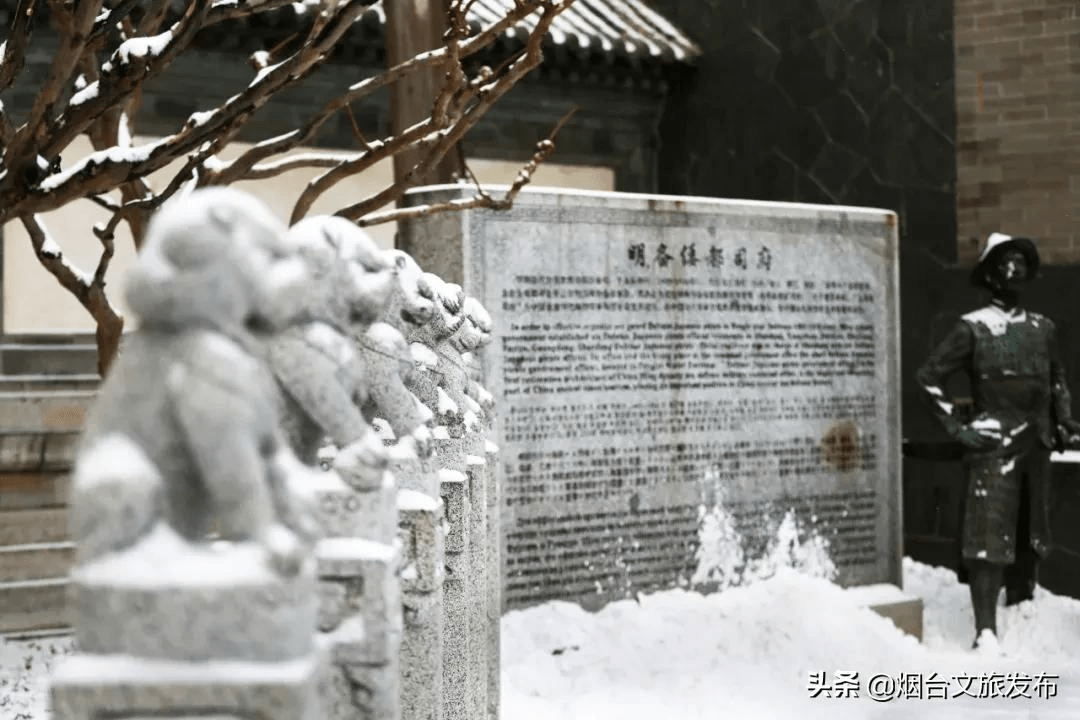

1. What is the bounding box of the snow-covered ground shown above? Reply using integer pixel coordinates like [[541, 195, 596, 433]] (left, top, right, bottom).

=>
[[0, 634, 72, 720], [5, 558, 1080, 719], [503, 558, 1080, 719]]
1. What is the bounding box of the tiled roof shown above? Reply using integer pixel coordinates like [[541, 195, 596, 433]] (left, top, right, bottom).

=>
[[362, 0, 701, 65], [470, 0, 700, 64]]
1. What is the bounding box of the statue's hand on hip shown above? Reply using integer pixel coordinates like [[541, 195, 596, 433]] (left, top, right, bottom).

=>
[[956, 425, 1000, 451], [1057, 420, 1080, 449]]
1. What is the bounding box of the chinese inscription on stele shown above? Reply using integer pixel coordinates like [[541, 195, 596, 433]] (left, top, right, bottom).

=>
[[402, 188, 901, 609]]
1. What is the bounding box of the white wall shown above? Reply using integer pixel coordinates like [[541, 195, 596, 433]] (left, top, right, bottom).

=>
[[2, 137, 614, 332]]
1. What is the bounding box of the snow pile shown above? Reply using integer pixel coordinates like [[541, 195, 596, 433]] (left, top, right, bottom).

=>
[[502, 568, 921, 720], [502, 558, 1080, 720], [7, 561, 1080, 719], [0, 635, 72, 720], [693, 495, 836, 588]]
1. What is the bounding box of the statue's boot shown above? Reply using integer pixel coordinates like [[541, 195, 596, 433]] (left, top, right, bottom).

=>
[[1005, 475, 1038, 606], [968, 559, 1003, 647], [1004, 547, 1038, 605]]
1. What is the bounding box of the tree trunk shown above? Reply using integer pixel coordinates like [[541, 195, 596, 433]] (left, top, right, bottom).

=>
[[89, 289, 124, 378], [385, 0, 463, 188]]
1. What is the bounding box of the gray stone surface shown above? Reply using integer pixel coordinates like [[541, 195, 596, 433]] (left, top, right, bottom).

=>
[[400, 587, 444, 720], [51, 651, 324, 720], [76, 188, 318, 575], [401, 186, 903, 608], [313, 446, 402, 720], [299, 470, 371, 539], [340, 661, 402, 720], [72, 527, 318, 662], [397, 489, 447, 720], [441, 555, 469, 720], [53, 189, 325, 720], [405, 276, 466, 423], [440, 470, 469, 555], [440, 465, 472, 720], [301, 463, 399, 548], [336, 440, 395, 494], [465, 455, 488, 720], [354, 248, 437, 460], [357, 322, 435, 458], [398, 492, 446, 594], [268, 216, 393, 466], [392, 447, 443, 497], [484, 440, 502, 720], [317, 538, 403, 665]]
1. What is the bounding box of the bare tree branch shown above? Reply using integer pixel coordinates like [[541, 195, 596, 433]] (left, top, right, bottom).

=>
[[20, 213, 91, 302], [0, 0, 41, 91], [183, 1, 376, 185], [39, 0, 213, 162], [91, 221, 117, 287], [207, 0, 559, 188], [205, 0, 299, 27], [87, 191, 121, 213], [2, 0, 579, 372], [355, 103, 577, 227], [137, 0, 178, 35], [2, 1, 370, 219], [24, 209, 124, 378], [289, 116, 439, 223], [243, 151, 355, 180], [287, 0, 571, 223], [95, 138, 223, 250], [431, 0, 470, 129], [4, 0, 102, 173], [335, 0, 570, 221], [343, 103, 372, 151], [84, 0, 142, 54]]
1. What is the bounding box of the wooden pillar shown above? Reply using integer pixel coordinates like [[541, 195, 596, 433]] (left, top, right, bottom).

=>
[[384, 0, 462, 190]]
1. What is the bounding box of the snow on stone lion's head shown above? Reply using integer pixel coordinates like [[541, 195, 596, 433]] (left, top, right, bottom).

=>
[[125, 187, 306, 333]]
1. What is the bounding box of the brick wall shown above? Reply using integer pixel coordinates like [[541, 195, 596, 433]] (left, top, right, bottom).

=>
[[650, 0, 957, 262], [954, 0, 1080, 263]]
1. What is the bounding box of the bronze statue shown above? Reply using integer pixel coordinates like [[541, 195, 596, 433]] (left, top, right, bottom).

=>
[[917, 232, 1080, 650]]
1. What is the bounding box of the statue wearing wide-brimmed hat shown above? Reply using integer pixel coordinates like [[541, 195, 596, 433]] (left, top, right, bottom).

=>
[[917, 231, 1080, 652], [969, 232, 1041, 288]]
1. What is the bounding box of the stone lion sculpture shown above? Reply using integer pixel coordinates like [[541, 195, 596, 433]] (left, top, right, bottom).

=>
[[71, 187, 317, 576], [459, 295, 495, 418], [350, 248, 437, 459], [267, 215, 395, 470]]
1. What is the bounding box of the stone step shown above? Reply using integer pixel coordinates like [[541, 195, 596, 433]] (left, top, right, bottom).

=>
[[0, 541, 76, 582], [0, 472, 70, 511], [0, 390, 94, 472], [0, 389, 96, 432], [846, 583, 924, 641], [0, 432, 81, 472], [0, 577, 69, 633], [0, 507, 70, 546], [0, 373, 99, 392], [0, 342, 99, 376]]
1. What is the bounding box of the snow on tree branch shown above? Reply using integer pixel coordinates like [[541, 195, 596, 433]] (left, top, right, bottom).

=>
[[0, 0, 577, 374], [20, 213, 92, 298], [334, 0, 572, 221]]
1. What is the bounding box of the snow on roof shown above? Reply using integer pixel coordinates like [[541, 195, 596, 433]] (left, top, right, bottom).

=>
[[292, 0, 700, 65], [467, 0, 700, 63]]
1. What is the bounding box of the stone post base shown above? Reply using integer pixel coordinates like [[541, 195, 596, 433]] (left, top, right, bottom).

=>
[[51, 650, 324, 720]]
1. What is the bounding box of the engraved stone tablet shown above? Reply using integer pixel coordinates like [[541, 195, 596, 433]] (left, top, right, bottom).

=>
[[400, 187, 901, 609]]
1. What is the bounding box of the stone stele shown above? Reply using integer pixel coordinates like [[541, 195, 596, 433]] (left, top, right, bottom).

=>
[[399, 185, 904, 610]]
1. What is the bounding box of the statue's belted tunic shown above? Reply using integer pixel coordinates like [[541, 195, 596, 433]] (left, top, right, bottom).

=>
[[916, 304, 1074, 563]]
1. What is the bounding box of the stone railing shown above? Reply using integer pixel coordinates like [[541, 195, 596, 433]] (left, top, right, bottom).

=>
[[48, 190, 501, 720], [313, 270, 501, 720]]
